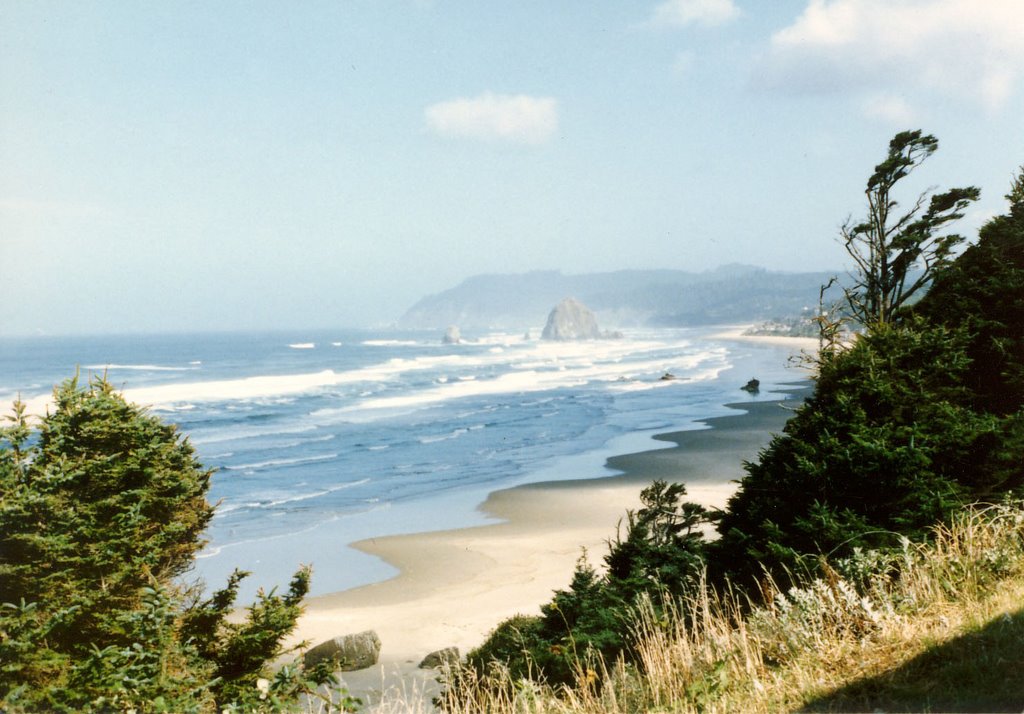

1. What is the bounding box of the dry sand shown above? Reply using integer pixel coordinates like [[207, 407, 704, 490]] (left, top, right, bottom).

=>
[[711, 325, 820, 352], [289, 382, 811, 706]]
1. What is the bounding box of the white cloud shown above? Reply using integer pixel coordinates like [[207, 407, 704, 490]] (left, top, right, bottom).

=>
[[424, 93, 559, 145], [760, 0, 1024, 110], [647, 0, 741, 28], [862, 94, 916, 125]]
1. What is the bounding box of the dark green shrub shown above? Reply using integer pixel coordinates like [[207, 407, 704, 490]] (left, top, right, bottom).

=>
[[468, 481, 712, 687], [0, 376, 353, 712]]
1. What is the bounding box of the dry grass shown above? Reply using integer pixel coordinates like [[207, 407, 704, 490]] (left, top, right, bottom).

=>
[[429, 501, 1024, 713]]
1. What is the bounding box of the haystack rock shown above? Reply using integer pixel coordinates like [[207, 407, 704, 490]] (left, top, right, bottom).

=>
[[541, 298, 602, 341]]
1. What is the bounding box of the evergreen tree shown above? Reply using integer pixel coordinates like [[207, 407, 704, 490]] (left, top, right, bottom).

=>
[[912, 166, 1024, 415], [840, 130, 979, 326], [0, 376, 214, 648], [711, 322, 1001, 588], [0, 376, 349, 712], [711, 159, 1024, 592]]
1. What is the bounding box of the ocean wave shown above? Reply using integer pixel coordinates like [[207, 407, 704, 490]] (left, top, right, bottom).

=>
[[418, 428, 469, 444], [288, 343, 316, 349], [214, 478, 371, 516], [269, 433, 336, 450], [22, 333, 724, 424], [362, 339, 419, 347], [222, 453, 339, 472], [84, 363, 196, 372], [195, 508, 341, 557], [154, 402, 197, 412], [316, 345, 730, 421]]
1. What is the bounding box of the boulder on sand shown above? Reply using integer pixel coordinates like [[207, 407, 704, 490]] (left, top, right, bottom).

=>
[[419, 647, 460, 669], [304, 630, 382, 671]]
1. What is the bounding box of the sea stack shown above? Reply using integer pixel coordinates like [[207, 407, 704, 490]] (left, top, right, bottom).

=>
[[443, 325, 462, 344], [541, 298, 602, 341]]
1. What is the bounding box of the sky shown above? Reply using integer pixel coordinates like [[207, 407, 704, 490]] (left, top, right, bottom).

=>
[[2, 0, 1023, 335]]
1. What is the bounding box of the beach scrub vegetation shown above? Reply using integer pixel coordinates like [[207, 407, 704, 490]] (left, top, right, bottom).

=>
[[437, 502, 1024, 713], [463, 481, 716, 688], [0, 376, 355, 712], [460, 140, 1024, 704]]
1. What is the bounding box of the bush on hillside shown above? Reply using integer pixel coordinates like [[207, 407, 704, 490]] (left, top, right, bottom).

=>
[[711, 166, 1024, 591], [467, 480, 713, 687], [710, 320, 1012, 588]]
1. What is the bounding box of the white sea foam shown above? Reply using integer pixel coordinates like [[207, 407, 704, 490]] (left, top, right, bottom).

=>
[[84, 363, 196, 372], [189, 423, 319, 446], [418, 428, 469, 444], [216, 475, 372, 514], [222, 453, 339, 472], [12, 331, 718, 418], [259, 477, 371, 509], [305, 340, 730, 422], [362, 339, 420, 347], [288, 343, 316, 349]]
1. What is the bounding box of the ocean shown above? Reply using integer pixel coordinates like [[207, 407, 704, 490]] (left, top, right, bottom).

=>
[[0, 327, 807, 600]]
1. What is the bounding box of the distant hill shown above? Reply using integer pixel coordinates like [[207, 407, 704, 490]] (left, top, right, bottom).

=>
[[397, 265, 840, 330]]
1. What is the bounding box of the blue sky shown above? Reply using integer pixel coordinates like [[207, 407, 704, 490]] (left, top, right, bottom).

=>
[[2, 0, 1023, 334]]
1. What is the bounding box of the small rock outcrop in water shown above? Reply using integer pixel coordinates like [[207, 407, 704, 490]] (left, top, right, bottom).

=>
[[419, 647, 460, 669], [443, 325, 462, 344], [542, 298, 614, 340], [741, 378, 760, 393], [304, 630, 381, 671]]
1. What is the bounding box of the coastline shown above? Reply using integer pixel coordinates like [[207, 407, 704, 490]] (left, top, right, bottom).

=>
[[710, 325, 819, 352], [290, 381, 812, 704]]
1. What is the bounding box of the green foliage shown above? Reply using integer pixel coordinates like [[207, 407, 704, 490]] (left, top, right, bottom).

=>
[[840, 130, 980, 327], [465, 614, 547, 682], [0, 376, 352, 712], [711, 321, 1009, 588], [469, 481, 712, 687], [606, 481, 713, 607], [712, 155, 1024, 594], [0, 377, 214, 638], [912, 167, 1024, 416]]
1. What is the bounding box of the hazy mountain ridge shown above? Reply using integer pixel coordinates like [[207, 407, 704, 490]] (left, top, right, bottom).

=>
[[398, 265, 839, 330]]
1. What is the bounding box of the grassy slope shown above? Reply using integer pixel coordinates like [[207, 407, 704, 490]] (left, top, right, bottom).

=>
[[428, 503, 1024, 714]]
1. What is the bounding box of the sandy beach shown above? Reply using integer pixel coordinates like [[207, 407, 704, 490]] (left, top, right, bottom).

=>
[[290, 381, 811, 705]]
